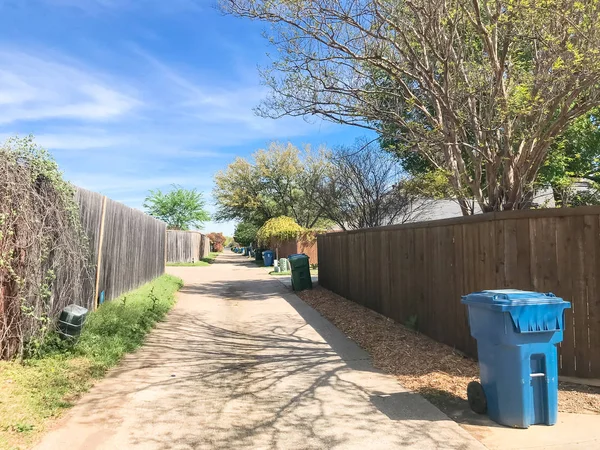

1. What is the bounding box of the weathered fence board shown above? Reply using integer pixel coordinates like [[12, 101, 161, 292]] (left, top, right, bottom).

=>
[[274, 239, 318, 264], [72, 188, 105, 310], [75, 187, 166, 305], [318, 206, 600, 378], [166, 230, 210, 263], [97, 197, 166, 302]]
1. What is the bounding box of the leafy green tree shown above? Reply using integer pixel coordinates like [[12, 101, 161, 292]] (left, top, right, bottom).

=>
[[143, 185, 210, 230], [538, 108, 600, 206], [380, 135, 457, 201], [233, 221, 259, 247], [213, 142, 330, 228], [223, 0, 600, 214]]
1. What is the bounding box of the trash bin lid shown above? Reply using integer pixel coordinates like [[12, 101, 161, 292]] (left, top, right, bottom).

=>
[[263, 250, 274, 255], [288, 253, 308, 260], [61, 304, 89, 316], [59, 304, 89, 326], [462, 290, 571, 334], [462, 289, 566, 306]]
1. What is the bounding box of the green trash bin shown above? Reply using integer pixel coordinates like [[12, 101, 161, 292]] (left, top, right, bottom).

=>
[[58, 304, 89, 339], [288, 253, 312, 291], [255, 249, 263, 261]]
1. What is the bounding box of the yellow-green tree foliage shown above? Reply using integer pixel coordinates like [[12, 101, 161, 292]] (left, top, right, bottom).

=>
[[256, 216, 305, 246], [213, 142, 330, 228]]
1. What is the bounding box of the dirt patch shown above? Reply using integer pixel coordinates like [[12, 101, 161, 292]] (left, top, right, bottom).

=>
[[296, 287, 600, 417]]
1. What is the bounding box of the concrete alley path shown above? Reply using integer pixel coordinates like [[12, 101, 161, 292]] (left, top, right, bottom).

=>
[[35, 252, 484, 450]]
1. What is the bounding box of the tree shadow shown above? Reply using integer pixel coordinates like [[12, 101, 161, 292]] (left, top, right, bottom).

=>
[[37, 254, 484, 450], [210, 253, 264, 267], [411, 387, 507, 429], [63, 307, 472, 449]]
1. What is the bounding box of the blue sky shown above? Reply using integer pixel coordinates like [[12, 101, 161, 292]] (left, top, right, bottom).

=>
[[0, 0, 368, 235]]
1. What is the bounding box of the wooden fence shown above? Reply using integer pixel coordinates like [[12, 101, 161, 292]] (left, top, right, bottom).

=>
[[272, 239, 319, 264], [318, 206, 600, 378], [75, 188, 166, 306], [74, 188, 104, 310], [166, 230, 210, 263]]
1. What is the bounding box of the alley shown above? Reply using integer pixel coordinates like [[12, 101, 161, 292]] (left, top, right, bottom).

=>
[[35, 252, 483, 450]]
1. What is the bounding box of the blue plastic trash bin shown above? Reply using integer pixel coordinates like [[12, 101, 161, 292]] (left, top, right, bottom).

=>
[[462, 290, 570, 428], [263, 250, 274, 266]]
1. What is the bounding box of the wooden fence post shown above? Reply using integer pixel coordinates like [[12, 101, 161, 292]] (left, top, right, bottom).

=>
[[93, 196, 107, 309], [164, 229, 168, 267]]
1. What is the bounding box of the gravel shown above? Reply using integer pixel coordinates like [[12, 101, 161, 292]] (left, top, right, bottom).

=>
[[296, 287, 600, 417]]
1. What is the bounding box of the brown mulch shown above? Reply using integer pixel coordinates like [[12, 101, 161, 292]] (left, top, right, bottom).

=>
[[296, 286, 600, 417]]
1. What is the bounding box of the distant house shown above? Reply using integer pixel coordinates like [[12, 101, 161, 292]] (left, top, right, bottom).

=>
[[321, 188, 558, 233], [402, 188, 556, 224]]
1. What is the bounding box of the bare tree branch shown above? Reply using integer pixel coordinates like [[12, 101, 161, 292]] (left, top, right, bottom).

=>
[[222, 0, 600, 213]]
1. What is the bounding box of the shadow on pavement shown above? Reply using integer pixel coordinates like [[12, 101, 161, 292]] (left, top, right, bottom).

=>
[[43, 252, 481, 450], [211, 253, 265, 267], [70, 300, 464, 449]]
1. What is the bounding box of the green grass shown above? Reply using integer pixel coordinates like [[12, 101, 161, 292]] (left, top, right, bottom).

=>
[[167, 260, 210, 267], [0, 274, 183, 450], [167, 251, 220, 267]]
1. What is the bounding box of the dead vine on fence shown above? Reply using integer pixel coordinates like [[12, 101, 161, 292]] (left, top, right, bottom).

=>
[[0, 136, 93, 359]]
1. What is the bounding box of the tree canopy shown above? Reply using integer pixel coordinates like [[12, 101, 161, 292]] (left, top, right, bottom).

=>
[[538, 108, 600, 206], [143, 185, 210, 230], [213, 142, 330, 228], [311, 140, 431, 229], [223, 0, 600, 215], [233, 221, 259, 247]]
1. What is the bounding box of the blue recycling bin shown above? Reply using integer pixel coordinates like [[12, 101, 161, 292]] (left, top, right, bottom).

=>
[[263, 250, 274, 266], [462, 290, 571, 428]]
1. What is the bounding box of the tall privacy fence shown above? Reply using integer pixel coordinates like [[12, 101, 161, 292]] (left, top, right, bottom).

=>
[[318, 206, 600, 379], [75, 188, 166, 307], [272, 238, 318, 264], [166, 230, 210, 263]]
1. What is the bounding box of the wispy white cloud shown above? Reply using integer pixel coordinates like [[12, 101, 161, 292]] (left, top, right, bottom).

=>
[[0, 43, 331, 151], [0, 43, 342, 239], [70, 173, 214, 194], [133, 46, 326, 140], [8, 128, 234, 157], [34, 131, 128, 150], [0, 49, 139, 125]]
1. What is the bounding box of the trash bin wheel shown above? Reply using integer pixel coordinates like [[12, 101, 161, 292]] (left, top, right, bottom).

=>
[[467, 381, 487, 414]]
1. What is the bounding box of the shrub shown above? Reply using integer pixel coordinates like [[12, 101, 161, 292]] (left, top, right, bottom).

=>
[[207, 232, 226, 252], [256, 216, 305, 246], [0, 136, 92, 360]]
